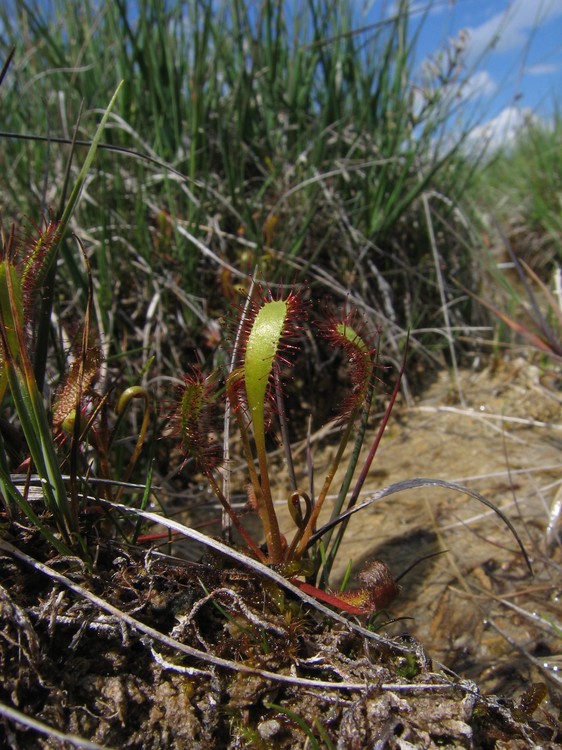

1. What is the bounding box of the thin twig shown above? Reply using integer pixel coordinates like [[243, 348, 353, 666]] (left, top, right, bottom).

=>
[[422, 190, 465, 404], [0, 701, 112, 750]]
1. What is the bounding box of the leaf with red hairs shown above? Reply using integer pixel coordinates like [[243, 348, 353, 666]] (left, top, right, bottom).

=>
[[172, 367, 221, 471], [318, 306, 379, 420]]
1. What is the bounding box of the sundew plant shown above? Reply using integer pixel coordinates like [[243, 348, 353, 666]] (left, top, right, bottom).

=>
[[170, 279, 532, 614], [174, 283, 380, 561]]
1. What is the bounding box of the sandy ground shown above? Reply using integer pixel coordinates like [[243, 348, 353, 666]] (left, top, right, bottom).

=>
[[301, 359, 562, 703]]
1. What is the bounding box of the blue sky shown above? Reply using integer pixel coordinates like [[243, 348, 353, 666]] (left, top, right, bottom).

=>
[[369, 0, 562, 148]]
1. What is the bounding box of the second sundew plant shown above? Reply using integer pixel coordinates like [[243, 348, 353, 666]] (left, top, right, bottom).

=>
[[173, 281, 403, 600]]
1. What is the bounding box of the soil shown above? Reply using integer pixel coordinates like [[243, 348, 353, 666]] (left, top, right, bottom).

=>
[[1, 358, 561, 748]]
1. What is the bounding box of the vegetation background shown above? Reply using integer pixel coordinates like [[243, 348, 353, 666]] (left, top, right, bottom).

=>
[[1, 0, 560, 377], [0, 0, 561, 747]]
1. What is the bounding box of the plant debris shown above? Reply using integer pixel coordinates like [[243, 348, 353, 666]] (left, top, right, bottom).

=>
[[0, 532, 559, 749]]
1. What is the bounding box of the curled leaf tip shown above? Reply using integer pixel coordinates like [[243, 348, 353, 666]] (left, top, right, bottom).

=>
[[319, 306, 378, 418]]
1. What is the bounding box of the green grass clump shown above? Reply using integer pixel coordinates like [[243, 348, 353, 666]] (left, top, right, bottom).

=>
[[464, 111, 562, 361], [0, 0, 487, 370]]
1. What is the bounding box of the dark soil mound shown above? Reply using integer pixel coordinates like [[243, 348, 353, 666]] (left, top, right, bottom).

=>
[[0, 533, 558, 749]]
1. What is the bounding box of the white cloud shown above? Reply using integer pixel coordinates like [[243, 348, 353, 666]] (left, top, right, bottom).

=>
[[460, 70, 498, 100], [466, 106, 538, 153], [464, 0, 562, 65], [525, 62, 559, 75]]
